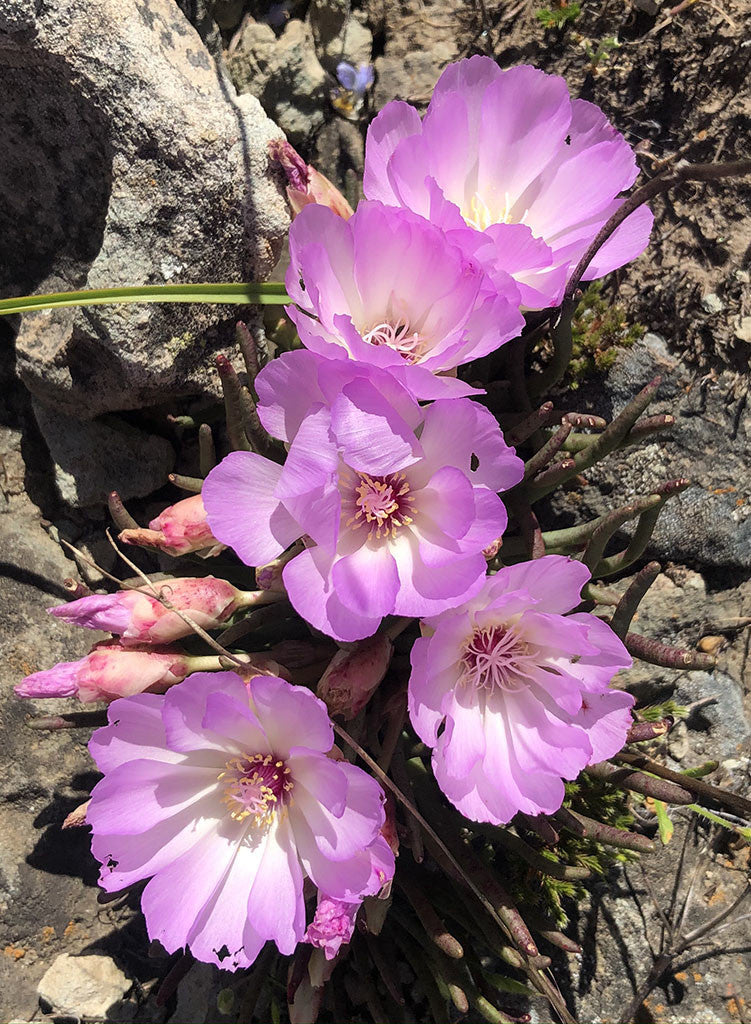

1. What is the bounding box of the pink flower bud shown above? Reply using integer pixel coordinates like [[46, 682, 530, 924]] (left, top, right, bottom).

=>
[[304, 897, 359, 960], [48, 576, 244, 646], [62, 800, 90, 829], [14, 640, 210, 703], [119, 494, 223, 557], [255, 541, 302, 592], [317, 635, 393, 719], [483, 536, 503, 560], [269, 139, 353, 220]]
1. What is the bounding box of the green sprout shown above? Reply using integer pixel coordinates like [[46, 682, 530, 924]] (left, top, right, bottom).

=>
[[583, 34, 621, 69], [535, 2, 581, 28]]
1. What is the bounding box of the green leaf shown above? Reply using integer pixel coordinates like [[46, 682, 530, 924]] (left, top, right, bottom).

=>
[[0, 281, 291, 316], [653, 799, 674, 845], [484, 972, 535, 996]]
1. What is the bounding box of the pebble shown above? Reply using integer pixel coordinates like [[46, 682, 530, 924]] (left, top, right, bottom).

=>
[[37, 953, 131, 1018], [701, 292, 725, 315]]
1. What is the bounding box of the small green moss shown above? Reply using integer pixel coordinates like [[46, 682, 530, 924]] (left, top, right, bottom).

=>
[[166, 329, 198, 356], [567, 280, 643, 388]]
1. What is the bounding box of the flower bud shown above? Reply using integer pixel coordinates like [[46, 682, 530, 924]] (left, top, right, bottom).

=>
[[304, 897, 359, 960], [62, 800, 90, 829], [255, 541, 302, 592], [14, 640, 218, 703], [269, 139, 353, 220], [48, 576, 245, 646], [381, 793, 399, 860], [316, 635, 392, 719], [483, 536, 503, 560], [119, 494, 223, 557]]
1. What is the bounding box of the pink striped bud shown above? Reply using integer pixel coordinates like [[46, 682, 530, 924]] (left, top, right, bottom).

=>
[[119, 494, 223, 557], [47, 576, 272, 646], [317, 635, 393, 719], [269, 139, 353, 220], [14, 640, 222, 704]]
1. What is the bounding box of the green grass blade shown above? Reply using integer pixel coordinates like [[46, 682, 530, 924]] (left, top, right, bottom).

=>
[[0, 282, 291, 316], [689, 804, 751, 842], [653, 799, 674, 845]]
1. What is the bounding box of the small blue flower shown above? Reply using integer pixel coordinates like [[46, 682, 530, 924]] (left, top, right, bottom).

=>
[[336, 61, 374, 98]]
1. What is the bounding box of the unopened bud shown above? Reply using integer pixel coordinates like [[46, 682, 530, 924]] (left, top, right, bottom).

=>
[[317, 635, 392, 719], [14, 640, 219, 703], [49, 576, 252, 646], [119, 494, 223, 557], [269, 139, 353, 220], [256, 541, 302, 592], [381, 793, 399, 858], [62, 800, 91, 829], [483, 536, 503, 560]]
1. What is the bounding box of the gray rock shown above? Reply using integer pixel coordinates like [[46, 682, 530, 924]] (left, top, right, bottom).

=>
[[552, 332, 751, 569], [373, 50, 452, 108], [313, 118, 365, 210], [309, 0, 373, 74], [229, 18, 328, 146], [38, 953, 131, 1018], [368, 0, 460, 109], [2, 0, 289, 419], [674, 669, 751, 763], [0, 0, 38, 32], [734, 315, 751, 344], [572, 828, 751, 1024], [32, 400, 175, 507], [175, 0, 224, 53], [0, 501, 122, 1019]]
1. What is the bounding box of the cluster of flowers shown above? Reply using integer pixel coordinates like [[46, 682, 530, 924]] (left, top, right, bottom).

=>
[[16, 58, 650, 972]]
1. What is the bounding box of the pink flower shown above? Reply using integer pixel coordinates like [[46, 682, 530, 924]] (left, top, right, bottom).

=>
[[203, 364, 523, 642], [364, 57, 653, 308], [317, 634, 393, 719], [304, 821, 394, 959], [269, 139, 354, 220], [47, 577, 276, 646], [408, 556, 634, 824], [13, 640, 215, 703], [284, 200, 523, 398], [86, 672, 394, 970], [119, 494, 223, 557]]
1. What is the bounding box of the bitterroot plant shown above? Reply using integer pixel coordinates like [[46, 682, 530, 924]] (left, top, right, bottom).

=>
[[5, 55, 751, 1024]]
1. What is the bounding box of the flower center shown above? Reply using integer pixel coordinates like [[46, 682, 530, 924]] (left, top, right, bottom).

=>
[[361, 319, 426, 363], [344, 471, 415, 540], [460, 624, 536, 694], [219, 753, 293, 824], [462, 190, 526, 231]]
